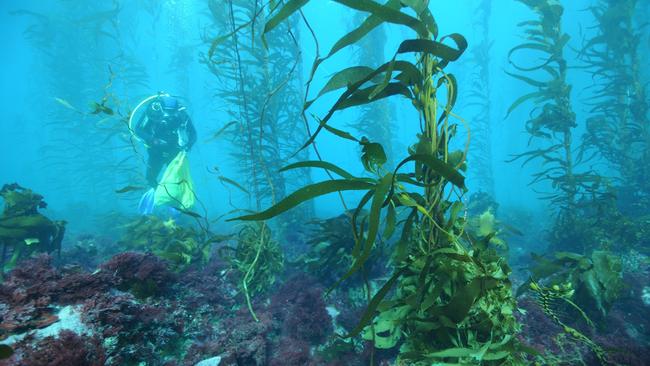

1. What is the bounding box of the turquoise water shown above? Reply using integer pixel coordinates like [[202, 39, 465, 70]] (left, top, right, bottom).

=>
[[0, 1, 649, 365]]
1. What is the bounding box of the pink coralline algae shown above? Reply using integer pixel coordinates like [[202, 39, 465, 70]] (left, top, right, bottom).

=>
[[99, 251, 174, 299], [270, 276, 332, 344], [0, 253, 186, 365], [209, 310, 274, 366], [2, 330, 106, 366], [0, 255, 112, 337]]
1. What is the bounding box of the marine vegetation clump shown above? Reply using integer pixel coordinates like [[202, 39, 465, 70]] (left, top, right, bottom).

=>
[[297, 212, 387, 287], [117, 215, 216, 272], [228, 1, 523, 364], [519, 251, 624, 321], [517, 250, 625, 364], [0, 183, 66, 273], [220, 222, 284, 321], [526, 280, 609, 365]]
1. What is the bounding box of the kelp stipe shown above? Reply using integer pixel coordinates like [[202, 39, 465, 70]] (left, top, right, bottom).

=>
[[228, 1, 523, 364], [219, 222, 284, 321]]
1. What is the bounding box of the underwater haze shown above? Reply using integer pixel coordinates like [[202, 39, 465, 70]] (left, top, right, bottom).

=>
[[1, 0, 649, 365]]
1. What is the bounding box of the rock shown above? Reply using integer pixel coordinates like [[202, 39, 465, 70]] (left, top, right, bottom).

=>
[[195, 356, 222, 366]]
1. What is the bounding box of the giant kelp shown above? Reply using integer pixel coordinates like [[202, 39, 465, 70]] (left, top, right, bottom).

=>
[[16, 2, 151, 216], [203, 0, 313, 225], [506, 0, 606, 254], [229, 1, 522, 364], [580, 0, 650, 217], [465, 0, 495, 196]]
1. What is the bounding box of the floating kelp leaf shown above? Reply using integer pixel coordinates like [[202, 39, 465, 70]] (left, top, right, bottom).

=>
[[396, 37, 466, 63], [325, 0, 401, 59], [329, 174, 393, 293], [279, 160, 356, 179], [400, 0, 427, 13], [337, 82, 414, 111], [218, 176, 250, 195], [263, 0, 309, 38], [382, 202, 396, 239], [505, 90, 547, 118], [393, 153, 466, 189], [229, 179, 375, 221], [369, 54, 398, 100], [302, 61, 420, 149], [408, 3, 438, 38], [396, 192, 433, 220], [337, 0, 429, 38], [321, 119, 360, 142], [443, 277, 498, 323], [504, 70, 546, 88], [315, 66, 376, 99], [115, 185, 146, 194], [351, 267, 406, 341]]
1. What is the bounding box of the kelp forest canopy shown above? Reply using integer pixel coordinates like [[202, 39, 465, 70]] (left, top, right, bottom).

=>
[[1, 0, 649, 365]]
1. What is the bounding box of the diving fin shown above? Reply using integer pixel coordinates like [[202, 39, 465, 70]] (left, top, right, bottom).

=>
[[138, 188, 155, 215]]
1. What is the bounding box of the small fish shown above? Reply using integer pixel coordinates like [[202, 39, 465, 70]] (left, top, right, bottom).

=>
[[115, 185, 146, 194], [205, 121, 238, 142], [54, 97, 75, 110], [178, 209, 203, 219], [54, 97, 82, 113], [90, 102, 114, 115], [218, 176, 250, 194]]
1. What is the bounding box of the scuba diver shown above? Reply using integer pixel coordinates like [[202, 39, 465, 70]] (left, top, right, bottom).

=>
[[131, 93, 197, 215], [133, 94, 197, 188]]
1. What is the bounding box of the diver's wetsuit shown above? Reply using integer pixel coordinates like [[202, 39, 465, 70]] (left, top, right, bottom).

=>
[[134, 99, 197, 187]]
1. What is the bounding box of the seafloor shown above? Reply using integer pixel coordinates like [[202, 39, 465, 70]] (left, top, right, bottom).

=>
[[0, 234, 648, 366]]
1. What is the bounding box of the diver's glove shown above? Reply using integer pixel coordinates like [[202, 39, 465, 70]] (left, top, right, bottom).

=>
[[138, 188, 155, 215]]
